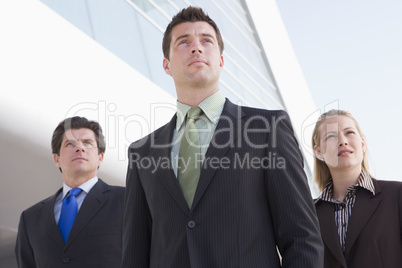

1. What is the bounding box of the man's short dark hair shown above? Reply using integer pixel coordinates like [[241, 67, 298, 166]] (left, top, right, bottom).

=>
[[162, 6, 224, 60], [51, 116, 106, 156]]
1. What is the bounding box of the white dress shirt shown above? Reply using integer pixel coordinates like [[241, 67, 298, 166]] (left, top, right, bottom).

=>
[[54, 176, 99, 224]]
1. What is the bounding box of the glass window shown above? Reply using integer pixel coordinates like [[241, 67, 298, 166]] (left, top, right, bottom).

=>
[[40, 0, 286, 110]]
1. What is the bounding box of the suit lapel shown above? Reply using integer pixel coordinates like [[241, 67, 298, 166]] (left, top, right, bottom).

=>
[[43, 189, 65, 249], [344, 182, 382, 257], [316, 201, 347, 267], [192, 100, 244, 209], [152, 115, 191, 214], [152, 100, 245, 212], [65, 180, 110, 250]]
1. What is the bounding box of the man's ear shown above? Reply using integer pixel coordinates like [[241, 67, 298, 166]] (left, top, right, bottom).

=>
[[163, 58, 171, 76], [53, 153, 60, 168], [98, 152, 104, 168], [53, 153, 62, 173]]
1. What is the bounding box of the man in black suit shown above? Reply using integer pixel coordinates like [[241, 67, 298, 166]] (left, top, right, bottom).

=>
[[122, 6, 323, 268], [15, 116, 125, 268]]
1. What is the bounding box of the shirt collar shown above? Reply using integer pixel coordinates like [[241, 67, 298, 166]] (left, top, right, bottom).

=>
[[176, 90, 225, 131], [356, 169, 376, 195], [316, 180, 336, 204], [316, 170, 375, 203], [62, 176, 99, 199]]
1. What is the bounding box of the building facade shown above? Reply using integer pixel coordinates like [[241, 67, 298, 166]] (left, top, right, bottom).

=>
[[42, 0, 286, 110]]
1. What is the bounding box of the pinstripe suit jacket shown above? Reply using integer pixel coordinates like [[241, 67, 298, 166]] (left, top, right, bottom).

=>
[[315, 179, 402, 268], [122, 99, 324, 268], [15, 179, 125, 268]]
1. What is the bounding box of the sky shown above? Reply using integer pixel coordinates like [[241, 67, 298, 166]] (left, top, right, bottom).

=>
[[273, 0, 402, 181]]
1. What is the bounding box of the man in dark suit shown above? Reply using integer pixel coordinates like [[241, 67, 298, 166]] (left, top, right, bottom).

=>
[[122, 6, 323, 268], [15, 116, 125, 268]]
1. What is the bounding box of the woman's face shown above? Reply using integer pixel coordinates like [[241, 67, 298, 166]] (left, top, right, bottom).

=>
[[314, 116, 366, 173]]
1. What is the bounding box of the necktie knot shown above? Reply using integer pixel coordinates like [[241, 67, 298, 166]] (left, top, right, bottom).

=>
[[69, 188, 82, 197], [187, 107, 202, 121]]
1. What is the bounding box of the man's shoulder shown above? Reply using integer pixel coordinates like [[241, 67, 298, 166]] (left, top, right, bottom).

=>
[[107, 184, 125, 196], [96, 179, 125, 195], [21, 190, 59, 216], [222, 99, 289, 120], [240, 105, 288, 118], [92, 181, 125, 216], [128, 115, 175, 151], [233, 104, 291, 127]]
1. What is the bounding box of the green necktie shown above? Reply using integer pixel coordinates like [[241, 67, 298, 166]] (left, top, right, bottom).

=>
[[178, 107, 203, 208]]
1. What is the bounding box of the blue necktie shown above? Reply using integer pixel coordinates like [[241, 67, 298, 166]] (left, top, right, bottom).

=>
[[58, 188, 82, 243]]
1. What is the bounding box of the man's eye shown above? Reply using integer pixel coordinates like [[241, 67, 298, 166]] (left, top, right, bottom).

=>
[[85, 142, 94, 147]]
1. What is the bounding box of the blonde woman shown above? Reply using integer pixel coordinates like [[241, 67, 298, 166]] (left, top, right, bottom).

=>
[[312, 109, 402, 268]]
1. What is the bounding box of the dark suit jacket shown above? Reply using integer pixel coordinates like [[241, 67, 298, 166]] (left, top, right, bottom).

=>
[[15, 179, 125, 268], [122, 99, 323, 268], [315, 179, 402, 268]]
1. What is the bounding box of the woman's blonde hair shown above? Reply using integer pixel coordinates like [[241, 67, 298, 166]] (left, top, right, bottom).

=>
[[311, 109, 370, 191]]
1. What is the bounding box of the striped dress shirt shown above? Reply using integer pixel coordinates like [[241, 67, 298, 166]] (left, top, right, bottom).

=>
[[316, 170, 375, 252]]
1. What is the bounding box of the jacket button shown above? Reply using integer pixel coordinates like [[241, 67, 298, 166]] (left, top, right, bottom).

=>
[[62, 257, 70, 263], [187, 220, 196, 229]]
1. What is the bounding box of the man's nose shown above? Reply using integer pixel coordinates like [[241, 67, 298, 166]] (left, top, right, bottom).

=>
[[74, 142, 86, 151], [191, 39, 203, 54], [75, 147, 85, 152]]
